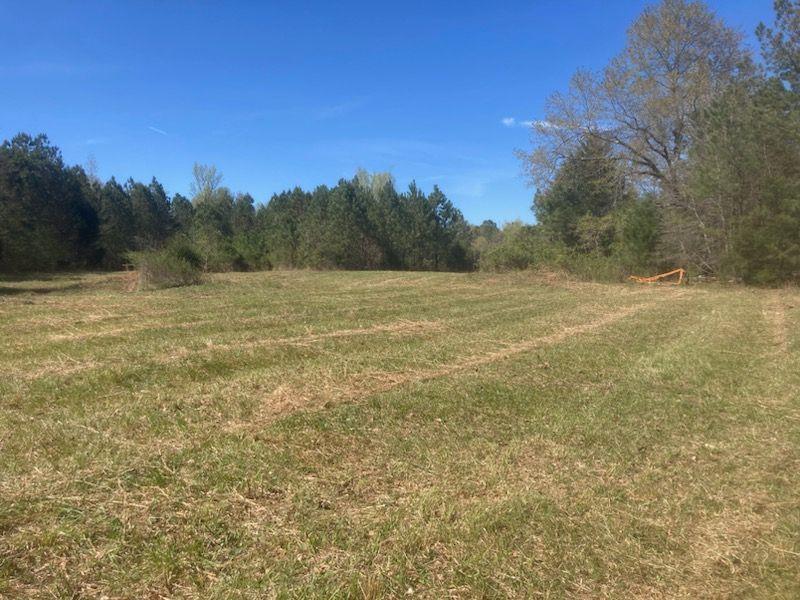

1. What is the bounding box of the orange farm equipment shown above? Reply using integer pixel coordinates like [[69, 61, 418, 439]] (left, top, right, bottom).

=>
[[629, 268, 686, 285]]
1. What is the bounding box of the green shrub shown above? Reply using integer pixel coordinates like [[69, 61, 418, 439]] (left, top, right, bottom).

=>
[[232, 231, 272, 271], [479, 222, 554, 271], [551, 251, 626, 282], [615, 197, 662, 273], [128, 239, 204, 290], [479, 222, 630, 282]]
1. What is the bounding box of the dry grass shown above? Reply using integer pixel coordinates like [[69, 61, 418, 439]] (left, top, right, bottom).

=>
[[0, 271, 798, 598]]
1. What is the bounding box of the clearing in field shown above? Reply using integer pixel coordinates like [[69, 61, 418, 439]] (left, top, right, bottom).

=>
[[0, 271, 798, 598]]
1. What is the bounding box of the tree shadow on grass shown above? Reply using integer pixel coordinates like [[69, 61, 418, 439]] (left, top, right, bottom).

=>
[[0, 272, 86, 283], [0, 283, 85, 296]]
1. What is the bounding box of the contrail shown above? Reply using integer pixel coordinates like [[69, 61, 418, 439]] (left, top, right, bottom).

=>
[[148, 126, 168, 136]]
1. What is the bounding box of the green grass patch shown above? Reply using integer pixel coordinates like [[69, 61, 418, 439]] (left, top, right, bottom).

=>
[[1, 272, 798, 597]]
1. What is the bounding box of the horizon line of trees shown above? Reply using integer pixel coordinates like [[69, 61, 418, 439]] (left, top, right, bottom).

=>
[[0, 138, 476, 273]]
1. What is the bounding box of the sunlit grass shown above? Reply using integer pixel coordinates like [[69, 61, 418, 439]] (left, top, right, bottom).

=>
[[1, 271, 798, 598]]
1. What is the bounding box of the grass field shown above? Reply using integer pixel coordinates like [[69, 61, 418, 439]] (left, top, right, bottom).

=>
[[1, 271, 798, 598]]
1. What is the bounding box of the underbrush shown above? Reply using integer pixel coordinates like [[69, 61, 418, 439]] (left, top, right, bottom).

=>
[[128, 239, 204, 290], [480, 241, 628, 283], [478, 223, 665, 283]]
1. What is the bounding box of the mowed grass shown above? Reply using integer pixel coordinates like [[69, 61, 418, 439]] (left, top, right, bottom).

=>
[[1, 271, 798, 599]]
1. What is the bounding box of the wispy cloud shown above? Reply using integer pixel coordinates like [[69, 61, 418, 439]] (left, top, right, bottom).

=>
[[84, 137, 108, 146], [501, 117, 560, 130], [148, 125, 168, 136], [500, 117, 537, 128]]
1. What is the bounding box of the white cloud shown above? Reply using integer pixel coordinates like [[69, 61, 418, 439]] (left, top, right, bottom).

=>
[[148, 126, 168, 136], [501, 117, 558, 130], [501, 117, 537, 128]]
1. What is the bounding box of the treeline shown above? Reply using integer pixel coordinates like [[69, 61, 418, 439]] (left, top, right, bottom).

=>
[[493, 0, 800, 285], [248, 171, 473, 271], [0, 137, 473, 273], [0, 133, 178, 272]]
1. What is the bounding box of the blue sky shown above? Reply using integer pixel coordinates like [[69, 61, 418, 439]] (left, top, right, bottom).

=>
[[1, 0, 774, 224]]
